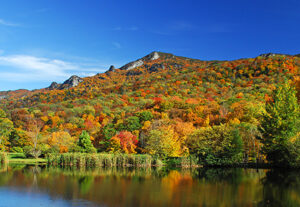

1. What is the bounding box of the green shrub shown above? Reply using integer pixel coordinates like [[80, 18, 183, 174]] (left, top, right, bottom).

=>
[[187, 124, 244, 166], [11, 147, 23, 153]]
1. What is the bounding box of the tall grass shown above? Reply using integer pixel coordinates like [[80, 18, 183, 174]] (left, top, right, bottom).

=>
[[0, 152, 8, 165], [166, 156, 200, 168], [47, 153, 163, 168]]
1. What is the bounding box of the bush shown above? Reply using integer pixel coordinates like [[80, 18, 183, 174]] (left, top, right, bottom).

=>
[[23, 146, 41, 158], [187, 124, 244, 166], [137, 111, 153, 122], [11, 147, 23, 153], [23, 146, 33, 158]]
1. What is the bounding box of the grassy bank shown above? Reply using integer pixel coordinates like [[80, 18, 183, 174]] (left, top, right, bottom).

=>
[[47, 153, 163, 168], [8, 153, 47, 164]]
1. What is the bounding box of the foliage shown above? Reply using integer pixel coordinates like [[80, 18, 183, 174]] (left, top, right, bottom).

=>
[[137, 111, 154, 122], [0, 53, 299, 166], [145, 127, 183, 158], [23, 145, 41, 159], [78, 131, 97, 153], [48, 131, 75, 153], [125, 116, 142, 132], [0, 112, 14, 151], [108, 131, 138, 154], [187, 124, 244, 165], [10, 147, 23, 153], [259, 82, 300, 167]]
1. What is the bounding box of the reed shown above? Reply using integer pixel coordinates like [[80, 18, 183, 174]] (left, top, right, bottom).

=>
[[166, 156, 200, 168], [46, 153, 163, 168]]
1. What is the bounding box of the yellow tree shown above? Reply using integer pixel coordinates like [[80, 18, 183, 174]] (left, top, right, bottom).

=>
[[25, 116, 45, 158], [145, 126, 182, 158], [48, 131, 75, 153]]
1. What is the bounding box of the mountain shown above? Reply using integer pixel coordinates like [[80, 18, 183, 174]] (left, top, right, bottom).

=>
[[0, 51, 299, 158], [0, 51, 299, 105]]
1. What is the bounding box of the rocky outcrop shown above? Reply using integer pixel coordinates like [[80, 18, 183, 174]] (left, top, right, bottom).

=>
[[59, 75, 83, 89], [120, 51, 161, 71], [259, 53, 285, 58], [126, 70, 143, 76], [48, 75, 83, 90], [144, 51, 160, 61], [120, 59, 144, 71], [48, 82, 59, 90], [147, 63, 165, 73], [108, 65, 116, 72]]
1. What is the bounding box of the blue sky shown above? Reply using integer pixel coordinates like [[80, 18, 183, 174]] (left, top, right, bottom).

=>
[[0, 0, 299, 90]]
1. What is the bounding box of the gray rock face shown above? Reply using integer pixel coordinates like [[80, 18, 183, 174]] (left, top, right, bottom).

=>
[[145, 51, 160, 61], [126, 70, 143, 76], [59, 75, 83, 89], [47, 75, 83, 90], [48, 82, 59, 90], [147, 63, 165, 73], [108, 65, 116, 72], [120, 51, 161, 71], [259, 53, 283, 58]]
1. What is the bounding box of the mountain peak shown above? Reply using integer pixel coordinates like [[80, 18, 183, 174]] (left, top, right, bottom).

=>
[[48, 75, 83, 90], [120, 51, 166, 71], [144, 51, 160, 61], [259, 53, 286, 58]]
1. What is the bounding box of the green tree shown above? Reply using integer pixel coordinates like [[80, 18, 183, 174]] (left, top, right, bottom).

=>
[[78, 130, 96, 153], [137, 111, 153, 122], [187, 124, 244, 165], [102, 123, 116, 140], [125, 116, 141, 132], [259, 82, 299, 166], [0, 109, 14, 151]]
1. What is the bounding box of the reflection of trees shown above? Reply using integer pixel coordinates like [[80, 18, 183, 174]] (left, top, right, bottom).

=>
[[1, 166, 300, 207], [78, 176, 94, 195], [258, 170, 300, 207], [196, 168, 243, 184], [31, 165, 41, 189]]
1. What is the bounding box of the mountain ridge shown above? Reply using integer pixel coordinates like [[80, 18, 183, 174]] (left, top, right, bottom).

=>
[[0, 51, 299, 101]]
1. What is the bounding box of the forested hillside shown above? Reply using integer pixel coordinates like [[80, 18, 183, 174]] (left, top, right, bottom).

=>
[[0, 52, 299, 166]]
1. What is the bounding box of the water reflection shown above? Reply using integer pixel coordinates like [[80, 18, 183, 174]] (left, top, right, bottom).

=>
[[0, 165, 299, 207], [257, 170, 300, 207]]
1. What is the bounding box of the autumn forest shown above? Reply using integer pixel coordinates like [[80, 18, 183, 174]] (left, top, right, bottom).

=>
[[0, 52, 299, 167]]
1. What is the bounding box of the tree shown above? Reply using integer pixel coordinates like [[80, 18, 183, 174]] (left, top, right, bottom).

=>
[[25, 116, 44, 158], [48, 131, 75, 153], [0, 110, 14, 151], [259, 82, 299, 166], [145, 126, 182, 158], [108, 131, 138, 154], [78, 130, 96, 153], [137, 111, 153, 122], [125, 116, 141, 132], [187, 124, 244, 165]]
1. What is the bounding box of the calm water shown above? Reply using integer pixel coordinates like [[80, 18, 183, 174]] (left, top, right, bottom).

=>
[[0, 165, 299, 207]]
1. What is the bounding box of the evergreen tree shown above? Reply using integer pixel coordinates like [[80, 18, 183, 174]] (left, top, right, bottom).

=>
[[259, 82, 299, 166], [78, 130, 96, 153]]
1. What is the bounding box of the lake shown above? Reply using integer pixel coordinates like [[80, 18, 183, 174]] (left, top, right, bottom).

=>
[[0, 165, 299, 207]]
